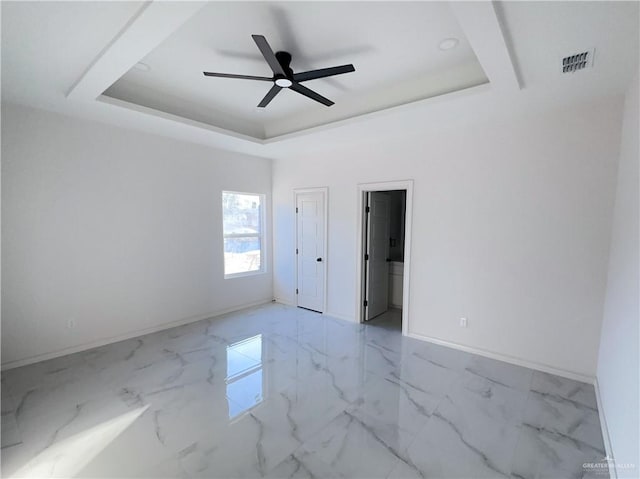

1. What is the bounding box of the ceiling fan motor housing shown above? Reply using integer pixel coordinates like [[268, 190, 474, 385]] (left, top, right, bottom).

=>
[[275, 51, 294, 78]]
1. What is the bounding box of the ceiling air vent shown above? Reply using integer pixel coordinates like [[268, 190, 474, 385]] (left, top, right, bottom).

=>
[[562, 49, 594, 73]]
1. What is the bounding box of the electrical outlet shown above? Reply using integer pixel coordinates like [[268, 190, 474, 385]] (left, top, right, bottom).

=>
[[459, 317, 468, 328], [66, 319, 76, 329]]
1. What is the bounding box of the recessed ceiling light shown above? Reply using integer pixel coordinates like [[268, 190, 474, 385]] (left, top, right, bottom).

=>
[[438, 38, 459, 51], [133, 62, 151, 72]]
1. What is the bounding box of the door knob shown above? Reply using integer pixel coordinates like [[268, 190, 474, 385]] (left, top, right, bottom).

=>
[[316, 258, 322, 262]]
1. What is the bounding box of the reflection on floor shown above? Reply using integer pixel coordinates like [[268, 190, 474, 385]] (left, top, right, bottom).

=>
[[1, 303, 609, 478]]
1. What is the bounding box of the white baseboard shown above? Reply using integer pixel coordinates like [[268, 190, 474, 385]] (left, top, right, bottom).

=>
[[1, 298, 273, 371], [324, 311, 357, 323], [406, 331, 595, 384], [593, 377, 617, 478], [273, 300, 357, 324], [274, 298, 295, 307]]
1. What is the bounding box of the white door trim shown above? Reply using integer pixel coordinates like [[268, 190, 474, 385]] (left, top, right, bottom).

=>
[[356, 180, 413, 336], [294, 187, 328, 313]]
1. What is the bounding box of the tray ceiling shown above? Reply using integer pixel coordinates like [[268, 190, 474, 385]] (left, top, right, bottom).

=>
[[103, 2, 488, 140]]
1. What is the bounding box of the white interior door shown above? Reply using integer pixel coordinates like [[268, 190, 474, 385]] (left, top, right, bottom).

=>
[[365, 192, 390, 320], [296, 191, 325, 312]]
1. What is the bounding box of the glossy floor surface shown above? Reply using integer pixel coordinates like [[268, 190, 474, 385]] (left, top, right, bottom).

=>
[[2, 304, 608, 478]]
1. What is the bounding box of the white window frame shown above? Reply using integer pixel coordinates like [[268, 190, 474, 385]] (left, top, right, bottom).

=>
[[222, 190, 267, 279]]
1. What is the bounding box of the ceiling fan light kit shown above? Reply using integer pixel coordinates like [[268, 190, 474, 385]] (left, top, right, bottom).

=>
[[275, 77, 292, 88], [203, 34, 355, 108]]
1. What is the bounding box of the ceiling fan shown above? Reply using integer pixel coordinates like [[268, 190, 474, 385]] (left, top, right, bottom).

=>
[[203, 35, 355, 108]]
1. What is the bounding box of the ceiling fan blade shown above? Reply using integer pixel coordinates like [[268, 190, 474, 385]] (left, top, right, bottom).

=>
[[203, 72, 272, 81], [290, 82, 334, 107], [293, 64, 355, 82], [258, 85, 282, 108], [251, 35, 286, 76]]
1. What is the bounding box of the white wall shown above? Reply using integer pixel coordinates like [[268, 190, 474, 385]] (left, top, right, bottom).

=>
[[273, 97, 624, 378], [597, 74, 639, 477], [1, 103, 273, 367]]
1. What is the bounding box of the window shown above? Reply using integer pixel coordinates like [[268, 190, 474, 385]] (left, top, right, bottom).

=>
[[222, 191, 265, 277]]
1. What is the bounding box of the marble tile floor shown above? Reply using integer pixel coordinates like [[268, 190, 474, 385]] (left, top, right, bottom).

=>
[[1, 304, 609, 478]]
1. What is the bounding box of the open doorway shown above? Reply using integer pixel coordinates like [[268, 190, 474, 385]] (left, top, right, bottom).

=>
[[357, 181, 413, 335]]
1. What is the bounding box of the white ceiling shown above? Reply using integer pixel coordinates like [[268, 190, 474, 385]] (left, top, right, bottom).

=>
[[1, 1, 145, 111], [1, 1, 638, 158], [497, 1, 639, 93], [104, 2, 487, 139]]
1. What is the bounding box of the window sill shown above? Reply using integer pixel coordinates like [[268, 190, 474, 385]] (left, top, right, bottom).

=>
[[224, 270, 267, 280]]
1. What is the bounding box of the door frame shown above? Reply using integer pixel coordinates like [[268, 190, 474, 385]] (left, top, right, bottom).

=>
[[294, 187, 329, 313], [356, 180, 413, 336]]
